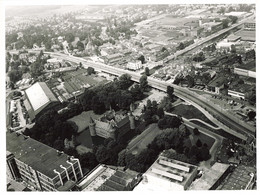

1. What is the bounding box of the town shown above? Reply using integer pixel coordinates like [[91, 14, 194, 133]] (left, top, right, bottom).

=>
[[5, 4, 256, 191]]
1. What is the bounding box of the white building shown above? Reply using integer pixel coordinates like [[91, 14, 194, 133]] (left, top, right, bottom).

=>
[[134, 152, 198, 191], [126, 61, 142, 70]]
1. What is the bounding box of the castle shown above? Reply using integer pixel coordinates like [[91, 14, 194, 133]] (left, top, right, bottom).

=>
[[89, 110, 135, 140]]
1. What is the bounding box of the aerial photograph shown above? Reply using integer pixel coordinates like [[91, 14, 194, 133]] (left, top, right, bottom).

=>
[[5, 3, 256, 192]]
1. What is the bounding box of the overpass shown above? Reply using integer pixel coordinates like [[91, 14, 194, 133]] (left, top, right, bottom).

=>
[[46, 52, 255, 140]]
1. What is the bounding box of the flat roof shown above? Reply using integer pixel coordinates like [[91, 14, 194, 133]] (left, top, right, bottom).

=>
[[6, 132, 77, 179], [235, 30, 255, 42], [189, 162, 230, 190], [145, 154, 198, 187], [225, 11, 247, 16], [25, 82, 58, 114], [220, 165, 256, 190]]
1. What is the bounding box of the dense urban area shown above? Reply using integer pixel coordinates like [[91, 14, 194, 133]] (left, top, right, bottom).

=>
[[6, 4, 256, 191]]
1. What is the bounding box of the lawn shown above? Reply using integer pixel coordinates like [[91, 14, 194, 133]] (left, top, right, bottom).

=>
[[172, 104, 216, 127]]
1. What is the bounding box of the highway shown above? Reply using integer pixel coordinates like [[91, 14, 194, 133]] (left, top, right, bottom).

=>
[[46, 52, 255, 140]]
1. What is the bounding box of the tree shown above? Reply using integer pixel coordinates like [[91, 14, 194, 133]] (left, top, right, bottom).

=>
[[79, 152, 98, 171], [146, 99, 152, 110], [247, 111, 256, 120], [138, 55, 145, 64], [117, 149, 127, 166], [231, 44, 237, 54], [167, 86, 174, 99], [229, 15, 238, 24], [130, 84, 143, 101], [196, 139, 202, 147], [222, 19, 229, 29], [139, 75, 148, 92], [8, 70, 22, 83], [118, 74, 132, 90], [177, 42, 185, 50], [65, 33, 75, 43], [145, 67, 150, 76], [77, 41, 85, 51], [87, 67, 95, 75], [193, 128, 200, 135], [157, 107, 164, 119], [95, 145, 109, 163]]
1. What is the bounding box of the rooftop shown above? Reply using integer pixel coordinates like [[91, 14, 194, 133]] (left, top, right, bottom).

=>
[[145, 154, 198, 187], [234, 29, 255, 42], [189, 162, 230, 190], [25, 82, 58, 115], [220, 165, 256, 190], [236, 60, 255, 71], [77, 164, 139, 191], [6, 131, 77, 179], [207, 76, 226, 88]]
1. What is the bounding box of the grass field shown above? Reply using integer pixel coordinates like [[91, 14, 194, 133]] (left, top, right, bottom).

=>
[[172, 104, 216, 127]]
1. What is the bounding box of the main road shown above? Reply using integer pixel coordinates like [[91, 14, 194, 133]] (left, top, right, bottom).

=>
[[46, 52, 255, 140]]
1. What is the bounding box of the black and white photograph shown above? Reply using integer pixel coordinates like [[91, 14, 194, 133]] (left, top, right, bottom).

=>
[[2, 0, 258, 192]]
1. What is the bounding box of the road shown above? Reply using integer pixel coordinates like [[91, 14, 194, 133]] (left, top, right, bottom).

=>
[[45, 52, 255, 140], [164, 15, 255, 62]]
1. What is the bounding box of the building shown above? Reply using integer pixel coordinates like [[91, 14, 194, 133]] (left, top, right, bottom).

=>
[[77, 164, 141, 191], [224, 11, 249, 19], [228, 83, 255, 100], [104, 53, 124, 64], [23, 82, 60, 122], [89, 110, 135, 140], [207, 76, 226, 94], [189, 162, 230, 190], [226, 34, 241, 42], [134, 152, 198, 191], [234, 60, 256, 78], [219, 165, 256, 190], [6, 131, 83, 191], [126, 61, 143, 71], [244, 19, 255, 30]]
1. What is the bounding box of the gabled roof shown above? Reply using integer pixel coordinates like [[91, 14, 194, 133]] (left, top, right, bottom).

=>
[[25, 82, 58, 115]]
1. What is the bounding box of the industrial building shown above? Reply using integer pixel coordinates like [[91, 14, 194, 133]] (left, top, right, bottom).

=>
[[23, 82, 60, 122], [6, 131, 83, 191], [134, 152, 198, 191]]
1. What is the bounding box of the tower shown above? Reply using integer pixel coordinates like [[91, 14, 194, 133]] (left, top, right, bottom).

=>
[[129, 112, 135, 130], [89, 117, 96, 136]]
